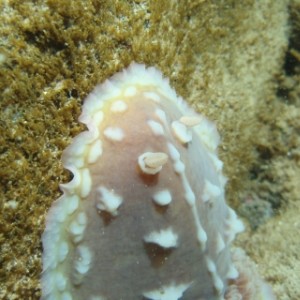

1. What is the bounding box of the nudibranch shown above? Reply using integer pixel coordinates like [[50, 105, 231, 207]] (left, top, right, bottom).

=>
[[41, 63, 275, 300]]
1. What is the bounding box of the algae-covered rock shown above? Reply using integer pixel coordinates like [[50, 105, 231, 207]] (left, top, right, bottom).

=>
[[0, 0, 299, 299]]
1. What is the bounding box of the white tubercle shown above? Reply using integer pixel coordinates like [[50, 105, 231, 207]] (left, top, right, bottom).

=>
[[225, 208, 245, 243], [103, 127, 124, 141], [93, 111, 104, 127], [55, 272, 67, 292], [179, 115, 202, 127], [155, 108, 168, 126], [205, 256, 224, 295], [143, 282, 192, 300], [227, 264, 239, 280], [77, 212, 87, 225], [171, 120, 192, 144], [215, 232, 226, 254], [208, 152, 224, 172], [72, 156, 85, 169], [80, 168, 92, 198], [152, 190, 172, 206], [182, 172, 207, 247], [124, 86, 137, 97], [138, 152, 168, 175], [69, 211, 87, 243], [58, 241, 69, 263], [195, 119, 220, 151], [174, 160, 185, 174], [95, 186, 123, 216], [110, 100, 128, 113], [183, 177, 196, 206], [66, 194, 80, 215], [81, 90, 104, 115], [88, 139, 103, 164], [167, 143, 180, 161], [147, 120, 164, 136], [167, 143, 207, 250], [144, 228, 178, 248], [74, 245, 92, 275], [70, 213, 85, 230], [70, 141, 86, 157], [202, 179, 222, 203], [143, 91, 161, 102]]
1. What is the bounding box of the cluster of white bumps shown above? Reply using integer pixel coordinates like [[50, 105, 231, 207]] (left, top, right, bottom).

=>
[[41, 63, 272, 300]]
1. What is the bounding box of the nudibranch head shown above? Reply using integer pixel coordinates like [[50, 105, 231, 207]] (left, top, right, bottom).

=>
[[41, 63, 271, 300]]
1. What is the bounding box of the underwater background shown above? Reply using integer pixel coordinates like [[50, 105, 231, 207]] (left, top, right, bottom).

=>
[[0, 0, 299, 299]]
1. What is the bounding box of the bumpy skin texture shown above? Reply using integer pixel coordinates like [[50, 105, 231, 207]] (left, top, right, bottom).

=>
[[41, 64, 273, 300]]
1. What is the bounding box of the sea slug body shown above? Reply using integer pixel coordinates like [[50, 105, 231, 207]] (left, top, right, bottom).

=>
[[41, 63, 275, 300]]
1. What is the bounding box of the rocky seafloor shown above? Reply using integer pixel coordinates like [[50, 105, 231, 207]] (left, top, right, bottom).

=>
[[0, 1, 299, 299]]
